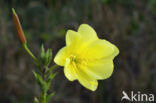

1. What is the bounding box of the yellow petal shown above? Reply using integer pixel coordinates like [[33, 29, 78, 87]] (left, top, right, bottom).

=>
[[71, 63, 98, 91], [80, 39, 119, 59], [65, 30, 84, 54], [109, 43, 119, 60], [64, 58, 77, 81], [80, 59, 114, 80], [66, 30, 81, 46], [63, 58, 98, 91], [78, 24, 98, 43], [76, 69, 98, 91], [54, 47, 69, 66], [78, 78, 98, 91]]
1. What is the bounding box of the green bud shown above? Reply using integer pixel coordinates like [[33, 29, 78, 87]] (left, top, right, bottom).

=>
[[40, 45, 53, 67]]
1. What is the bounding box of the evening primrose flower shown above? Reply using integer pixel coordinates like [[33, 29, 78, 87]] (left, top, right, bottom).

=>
[[54, 24, 119, 91]]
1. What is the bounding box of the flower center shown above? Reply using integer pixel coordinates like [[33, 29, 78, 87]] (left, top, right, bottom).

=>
[[69, 55, 77, 63], [68, 55, 87, 65]]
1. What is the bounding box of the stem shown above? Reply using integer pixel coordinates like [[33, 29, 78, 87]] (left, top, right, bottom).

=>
[[41, 70, 47, 103], [42, 92, 47, 103], [22, 43, 58, 103], [40, 65, 58, 103], [22, 44, 41, 70], [22, 44, 38, 64]]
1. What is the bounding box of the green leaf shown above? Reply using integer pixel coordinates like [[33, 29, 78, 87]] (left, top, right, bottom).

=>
[[40, 44, 46, 65], [46, 72, 58, 83], [45, 49, 50, 57], [41, 81, 48, 93], [47, 49, 52, 65], [47, 92, 55, 102], [40, 45, 45, 58], [40, 45, 53, 66], [42, 72, 58, 93], [33, 71, 43, 86], [46, 65, 58, 75], [44, 49, 50, 65], [41, 44, 45, 54]]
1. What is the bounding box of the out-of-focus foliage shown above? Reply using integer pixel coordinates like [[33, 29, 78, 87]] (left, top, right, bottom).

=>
[[0, 0, 156, 103]]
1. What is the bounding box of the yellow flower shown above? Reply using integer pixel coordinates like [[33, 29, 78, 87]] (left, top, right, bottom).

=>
[[54, 24, 119, 91]]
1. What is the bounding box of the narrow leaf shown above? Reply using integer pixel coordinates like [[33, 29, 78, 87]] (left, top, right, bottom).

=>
[[32, 71, 43, 86], [47, 92, 55, 102]]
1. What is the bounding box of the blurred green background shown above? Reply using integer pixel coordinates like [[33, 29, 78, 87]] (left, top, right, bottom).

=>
[[0, 0, 156, 103]]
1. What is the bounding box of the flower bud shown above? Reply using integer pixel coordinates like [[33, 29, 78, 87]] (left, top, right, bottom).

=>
[[12, 8, 26, 44]]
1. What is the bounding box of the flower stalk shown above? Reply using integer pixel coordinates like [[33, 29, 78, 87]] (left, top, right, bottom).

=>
[[22, 44, 40, 70], [12, 8, 58, 103]]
